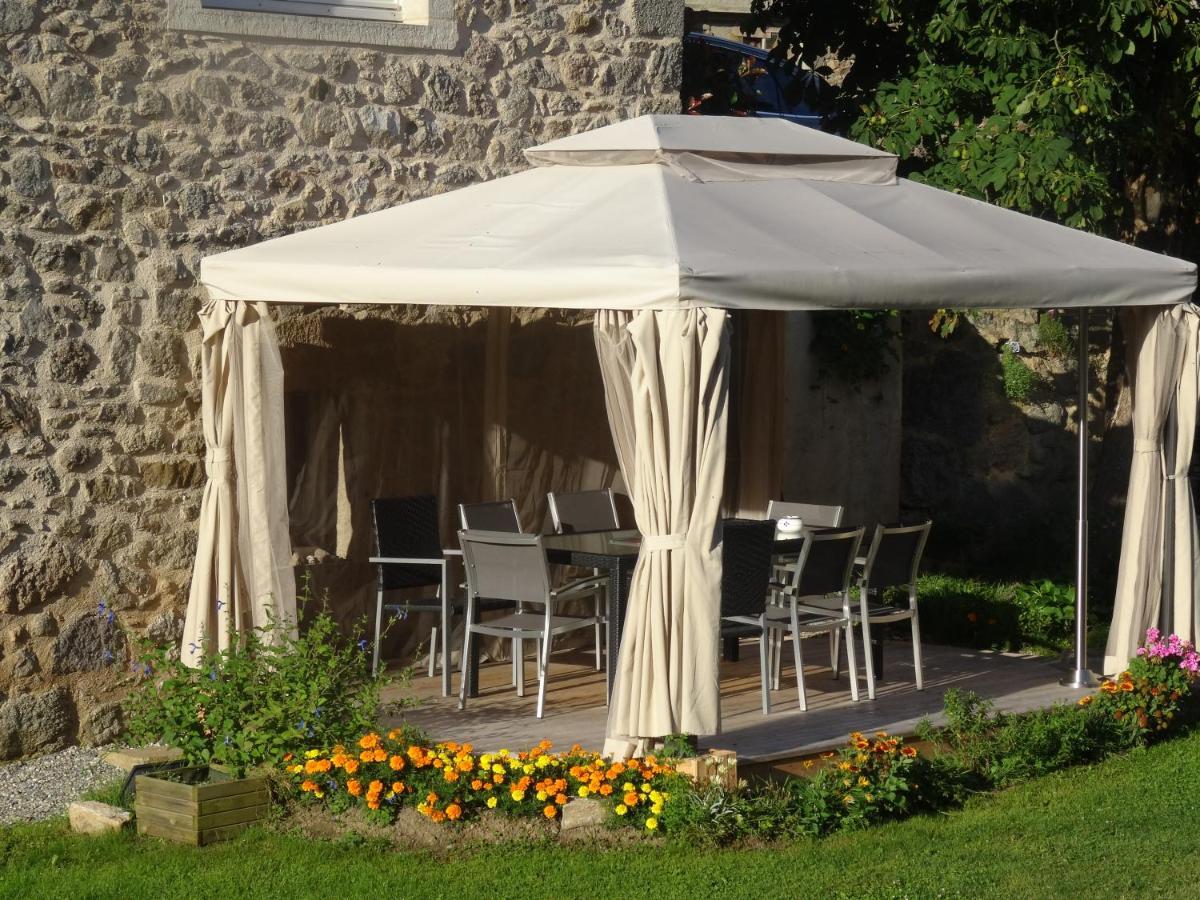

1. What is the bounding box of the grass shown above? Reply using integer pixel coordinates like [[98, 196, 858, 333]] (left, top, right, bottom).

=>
[[4, 730, 1200, 899]]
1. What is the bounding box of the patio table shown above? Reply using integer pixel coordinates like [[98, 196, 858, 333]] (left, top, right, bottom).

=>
[[462, 529, 640, 701]]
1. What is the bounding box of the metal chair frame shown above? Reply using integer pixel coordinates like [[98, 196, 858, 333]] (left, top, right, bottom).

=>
[[457, 530, 600, 718]]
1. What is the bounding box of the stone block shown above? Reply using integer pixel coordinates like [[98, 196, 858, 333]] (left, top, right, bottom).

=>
[[0, 687, 75, 760], [0, 0, 36, 33], [558, 797, 608, 833], [52, 612, 126, 675], [82, 701, 125, 746], [630, 0, 683, 36], [69, 801, 133, 835], [102, 745, 183, 771]]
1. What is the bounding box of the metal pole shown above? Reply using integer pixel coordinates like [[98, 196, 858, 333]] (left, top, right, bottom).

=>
[[1063, 307, 1099, 688]]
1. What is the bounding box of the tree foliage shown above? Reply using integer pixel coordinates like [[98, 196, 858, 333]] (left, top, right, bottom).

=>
[[747, 0, 1200, 258]]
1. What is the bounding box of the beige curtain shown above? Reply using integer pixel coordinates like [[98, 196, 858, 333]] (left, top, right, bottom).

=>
[[1167, 309, 1200, 642], [1105, 305, 1190, 674], [594, 308, 731, 751], [182, 300, 297, 667]]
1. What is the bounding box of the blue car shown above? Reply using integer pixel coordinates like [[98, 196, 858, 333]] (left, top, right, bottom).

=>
[[683, 32, 831, 129]]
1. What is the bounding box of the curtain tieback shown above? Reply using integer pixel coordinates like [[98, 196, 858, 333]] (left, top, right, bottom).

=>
[[1133, 439, 1161, 453], [206, 449, 234, 481], [641, 532, 687, 552]]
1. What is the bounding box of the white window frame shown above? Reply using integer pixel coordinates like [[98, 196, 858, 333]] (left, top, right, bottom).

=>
[[167, 0, 457, 50], [201, 0, 403, 23]]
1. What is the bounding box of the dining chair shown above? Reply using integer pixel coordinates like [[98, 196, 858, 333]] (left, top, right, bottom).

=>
[[458, 499, 523, 532], [370, 496, 484, 687], [457, 530, 600, 718], [546, 489, 618, 669], [766, 525, 866, 712], [838, 520, 933, 700], [766, 499, 845, 531], [718, 518, 777, 711]]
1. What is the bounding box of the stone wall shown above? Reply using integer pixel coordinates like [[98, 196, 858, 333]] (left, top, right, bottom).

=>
[[0, 0, 684, 757]]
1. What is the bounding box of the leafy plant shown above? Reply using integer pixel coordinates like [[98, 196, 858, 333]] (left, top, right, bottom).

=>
[[1000, 343, 1039, 401], [1014, 579, 1076, 647], [748, 0, 1200, 260], [928, 308, 962, 338], [658, 733, 699, 759], [810, 309, 899, 383], [1088, 628, 1200, 738], [1036, 312, 1075, 359], [124, 581, 383, 778]]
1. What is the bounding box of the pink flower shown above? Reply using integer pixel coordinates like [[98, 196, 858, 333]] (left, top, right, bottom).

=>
[[1147, 627, 1161, 643]]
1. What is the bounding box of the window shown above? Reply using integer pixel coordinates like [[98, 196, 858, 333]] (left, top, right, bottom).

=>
[[201, 0, 402, 23], [168, 0, 456, 51]]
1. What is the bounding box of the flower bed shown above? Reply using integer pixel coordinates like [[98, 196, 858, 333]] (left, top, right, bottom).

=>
[[287, 735, 676, 832], [1084, 628, 1200, 735]]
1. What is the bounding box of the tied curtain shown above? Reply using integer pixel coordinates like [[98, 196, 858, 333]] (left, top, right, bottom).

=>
[[181, 300, 296, 667], [1106, 304, 1199, 673], [594, 308, 731, 752]]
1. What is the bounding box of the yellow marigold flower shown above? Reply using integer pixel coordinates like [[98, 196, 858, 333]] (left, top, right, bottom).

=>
[[1078, 696, 1094, 707], [305, 749, 320, 759], [498, 749, 510, 757], [651, 803, 663, 815], [511, 789, 525, 802], [615, 804, 628, 816], [290, 764, 304, 775], [645, 817, 658, 830], [623, 782, 634, 792], [492, 764, 505, 775], [649, 790, 662, 803], [578, 786, 590, 798], [858, 777, 870, 788], [640, 783, 651, 793], [536, 790, 548, 802], [523, 764, 535, 775], [314, 790, 324, 799], [486, 796, 498, 809]]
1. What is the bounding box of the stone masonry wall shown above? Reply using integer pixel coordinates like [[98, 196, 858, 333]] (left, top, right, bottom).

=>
[[0, 0, 684, 758]]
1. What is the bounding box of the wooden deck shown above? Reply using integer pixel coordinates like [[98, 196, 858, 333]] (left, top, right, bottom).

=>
[[382, 638, 1086, 764]]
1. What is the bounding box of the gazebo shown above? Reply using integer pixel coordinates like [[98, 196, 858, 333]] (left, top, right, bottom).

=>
[[183, 115, 1197, 755]]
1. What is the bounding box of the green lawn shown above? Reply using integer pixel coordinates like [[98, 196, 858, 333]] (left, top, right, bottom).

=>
[[5, 731, 1200, 900]]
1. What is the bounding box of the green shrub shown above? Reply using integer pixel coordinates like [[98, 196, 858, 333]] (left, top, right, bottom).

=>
[[1036, 312, 1074, 359], [1014, 579, 1076, 650], [1000, 344, 1039, 400], [124, 588, 382, 778]]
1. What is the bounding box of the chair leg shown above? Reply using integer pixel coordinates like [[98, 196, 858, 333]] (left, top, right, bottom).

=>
[[771, 629, 783, 691], [516, 637, 526, 698], [791, 619, 807, 713], [842, 621, 860, 702], [457, 619, 473, 711], [910, 609, 924, 691], [428, 625, 438, 678], [830, 629, 841, 679], [537, 617, 553, 719], [759, 619, 771, 715], [439, 573, 451, 698], [860, 616, 877, 702], [372, 590, 384, 678], [594, 591, 603, 672]]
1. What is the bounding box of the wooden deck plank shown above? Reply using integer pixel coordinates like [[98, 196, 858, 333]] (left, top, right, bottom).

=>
[[381, 639, 1086, 763]]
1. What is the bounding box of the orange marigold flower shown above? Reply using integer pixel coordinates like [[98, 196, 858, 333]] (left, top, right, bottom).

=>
[[360, 750, 374, 763], [445, 803, 462, 821], [493, 773, 504, 784], [599, 784, 613, 796], [624, 792, 639, 806], [343, 759, 359, 775], [430, 810, 445, 823], [347, 780, 363, 797], [283, 753, 294, 762], [359, 733, 379, 750], [373, 747, 388, 762], [388, 729, 402, 741], [471, 779, 483, 790], [543, 804, 558, 819], [555, 793, 567, 805], [369, 779, 383, 793], [444, 770, 460, 783], [390, 755, 406, 771], [300, 780, 317, 792], [392, 781, 405, 793], [304, 759, 320, 774], [901, 746, 918, 758]]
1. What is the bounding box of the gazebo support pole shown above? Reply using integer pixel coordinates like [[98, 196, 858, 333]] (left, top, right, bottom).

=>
[[1063, 307, 1100, 688]]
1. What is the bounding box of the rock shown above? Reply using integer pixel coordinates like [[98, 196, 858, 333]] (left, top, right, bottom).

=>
[[51, 612, 126, 675], [631, 0, 683, 36], [558, 797, 608, 833], [69, 801, 132, 835], [357, 105, 407, 149], [0, 687, 75, 759], [102, 745, 183, 772], [82, 702, 124, 746], [12, 646, 38, 678], [1, 534, 81, 613], [1026, 400, 1067, 434], [28, 611, 56, 637], [45, 68, 97, 120], [9, 151, 50, 198], [0, 0, 36, 33], [146, 608, 184, 644], [48, 339, 96, 383], [565, 11, 595, 34]]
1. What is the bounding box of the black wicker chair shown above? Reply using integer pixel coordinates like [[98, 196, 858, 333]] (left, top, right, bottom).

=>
[[718, 518, 777, 709]]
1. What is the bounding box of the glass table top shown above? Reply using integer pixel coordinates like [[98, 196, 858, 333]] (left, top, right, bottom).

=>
[[541, 529, 642, 556]]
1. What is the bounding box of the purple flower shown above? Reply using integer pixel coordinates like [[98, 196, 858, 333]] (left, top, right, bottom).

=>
[[188, 642, 200, 655], [106, 611, 116, 626], [208, 669, 218, 681], [357, 639, 368, 652], [216, 599, 225, 611], [102, 649, 114, 663], [142, 663, 153, 676]]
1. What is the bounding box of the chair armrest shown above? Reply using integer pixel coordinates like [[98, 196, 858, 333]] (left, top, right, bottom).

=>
[[369, 557, 448, 567], [442, 548, 463, 557]]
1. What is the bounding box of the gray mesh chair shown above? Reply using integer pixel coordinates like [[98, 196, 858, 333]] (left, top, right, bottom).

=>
[[765, 525, 865, 712], [546, 489, 618, 670], [458, 499, 522, 533], [842, 521, 932, 700], [457, 530, 600, 718], [765, 500, 846, 597]]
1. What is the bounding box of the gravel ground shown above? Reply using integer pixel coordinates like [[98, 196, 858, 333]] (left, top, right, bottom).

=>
[[0, 746, 124, 825]]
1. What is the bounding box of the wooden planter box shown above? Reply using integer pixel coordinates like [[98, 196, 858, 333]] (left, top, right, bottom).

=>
[[135, 765, 268, 846], [674, 749, 737, 791]]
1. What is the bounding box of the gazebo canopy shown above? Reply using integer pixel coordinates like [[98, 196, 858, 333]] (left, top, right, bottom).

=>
[[201, 115, 1195, 312]]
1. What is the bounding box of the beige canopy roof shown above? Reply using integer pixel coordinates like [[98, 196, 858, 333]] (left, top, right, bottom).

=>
[[200, 115, 1196, 312]]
